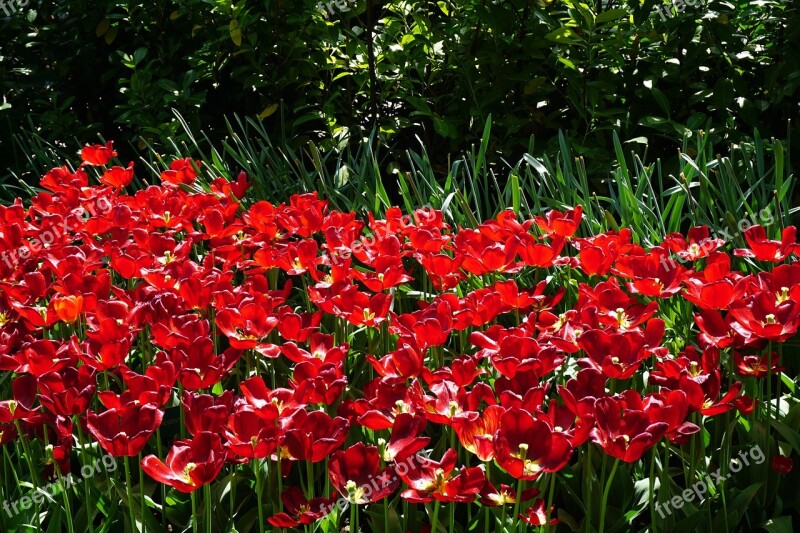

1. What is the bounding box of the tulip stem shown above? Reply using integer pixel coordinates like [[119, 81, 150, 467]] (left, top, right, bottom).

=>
[[178, 384, 186, 440], [384, 494, 390, 533], [277, 453, 283, 512], [75, 421, 95, 533], [204, 482, 212, 533], [53, 463, 75, 533], [599, 458, 619, 533], [254, 459, 265, 533], [544, 472, 556, 532], [124, 456, 137, 533], [766, 342, 773, 422], [191, 489, 198, 533], [139, 453, 146, 530], [229, 468, 236, 527], [583, 446, 592, 531], [512, 478, 523, 533], [305, 459, 314, 498], [156, 428, 167, 529], [14, 423, 41, 530], [649, 449, 657, 533], [431, 499, 441, 533]]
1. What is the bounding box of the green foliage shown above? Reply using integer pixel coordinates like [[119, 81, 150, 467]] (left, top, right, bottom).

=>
[[1, 0, 798, 186]]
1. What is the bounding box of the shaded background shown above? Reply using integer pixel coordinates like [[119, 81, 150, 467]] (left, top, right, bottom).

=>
[[0, 0, 798, 200]]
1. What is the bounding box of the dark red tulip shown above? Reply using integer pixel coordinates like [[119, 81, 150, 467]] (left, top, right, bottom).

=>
[[329, 443, 399, 504], [86, 404, 164, 457]]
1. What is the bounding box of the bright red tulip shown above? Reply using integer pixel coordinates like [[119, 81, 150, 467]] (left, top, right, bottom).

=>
[[141, 432, 226, 492]]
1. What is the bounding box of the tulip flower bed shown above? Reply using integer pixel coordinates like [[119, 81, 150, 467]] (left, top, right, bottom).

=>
[[0, 143, 799, 533]]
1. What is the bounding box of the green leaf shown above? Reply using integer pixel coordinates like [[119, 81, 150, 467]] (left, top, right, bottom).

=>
[[96, 18, 111, 37], [133, 47, 148, 66], [257, 103, 278, 120], [432, 116, 456, 138], [771, 420, 800, 455], [595, 8, 628, 24], [761, 516, 794, 533], [651, 87, 671, 117], [545, 27, 583, 45], [230, 20, 242, 46]]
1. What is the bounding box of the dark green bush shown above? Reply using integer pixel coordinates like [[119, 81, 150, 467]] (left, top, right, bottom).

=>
[[0, 0, 798, 187]]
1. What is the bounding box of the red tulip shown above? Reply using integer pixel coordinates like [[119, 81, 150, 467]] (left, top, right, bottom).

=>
[[729, 292, 800, 342], [733, 351, 783, 378], [141, 432, 226, 492], [182, 391, 234, 436], [329, 443, 399, 504], [734, 225, 797, 262], [519, 499, 561, 527], [479, 481, 540, 506], [454, 405, 504, 462], [100, 163, 135, 188], [663, 226, 725, 260], [86, 404, 164, 457], [493, 408, 573, 480], [38, 365, 96, 416], [381, 413, 430, 463], [267, 487, 335, 528], [613, 250, 687, 298], [160, 158, 200, 186], [591, 394, 667, 462], [398, 449, 485, 503], [0, 374, 39, 423], [283, 410, 349, 463], [80, 141, 116, 166], [224, 408, 283, 459], [97, 362, 177, 409], [771, 455, 793, 474], [534, 206, 582, 238], [239, 376, 303, 422]]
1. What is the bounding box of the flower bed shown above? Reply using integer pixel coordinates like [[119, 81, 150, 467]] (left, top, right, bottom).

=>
[[0, 143, 798, 532]]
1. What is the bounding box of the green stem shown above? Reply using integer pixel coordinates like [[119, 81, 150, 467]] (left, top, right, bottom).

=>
[[544, 472, 557, 533], [229, 467, 236, 528], [178, 383, 187, 440], [306, 459, 314, 498], [599, 459, 619, 533], [14, 422, 41, 530], [191, 489, 198, 533], [124, 456, 138, 533], [431, 499, 441, 533], [254, 459, 265, 533], [156, 428, 167, 529], [649, 449, 657, 533], [512, 478, 524, 533], [53, 464, 75, 533], [139, 453, 146, 530], [766, 342, 773, 422], [584, 446, 592, 531], [204, 482, 212, 533], [76, 421, 95, 533], [277, 453, 283, 512], [385, 493, 390, 533]]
